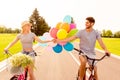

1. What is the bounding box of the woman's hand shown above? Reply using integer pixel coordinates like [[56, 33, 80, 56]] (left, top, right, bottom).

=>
[[4, 48, 8, 54], [52, 39, 62, 43]]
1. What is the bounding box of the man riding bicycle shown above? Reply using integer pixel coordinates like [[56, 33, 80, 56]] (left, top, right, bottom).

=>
[[54, 17, 110, 80]]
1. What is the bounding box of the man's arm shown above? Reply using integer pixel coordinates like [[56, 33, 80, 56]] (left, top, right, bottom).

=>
[[97, 38, 110, 55], [55, 35, 78, 43]]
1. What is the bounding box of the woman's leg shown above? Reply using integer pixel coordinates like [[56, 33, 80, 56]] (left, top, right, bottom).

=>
[[25, 51, 36, 80], [27, 65, 36, 80]]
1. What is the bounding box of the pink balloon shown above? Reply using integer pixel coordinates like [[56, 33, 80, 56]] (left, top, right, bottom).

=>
[[49, 28, 58, 38], [70, 23, 76, 30]]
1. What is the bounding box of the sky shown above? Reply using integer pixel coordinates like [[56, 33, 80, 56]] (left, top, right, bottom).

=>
[[0, 0, 120, 33]]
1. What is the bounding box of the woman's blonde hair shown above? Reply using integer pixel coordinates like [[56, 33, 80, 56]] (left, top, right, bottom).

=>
[[21, 21, 32, 33]]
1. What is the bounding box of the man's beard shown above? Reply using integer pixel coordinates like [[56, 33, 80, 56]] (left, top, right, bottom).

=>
[[86, 26, 92, 29]]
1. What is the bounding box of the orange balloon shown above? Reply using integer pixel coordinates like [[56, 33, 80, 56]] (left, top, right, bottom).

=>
[[60, 23, 70, 32], [56, 22, 62, 29]]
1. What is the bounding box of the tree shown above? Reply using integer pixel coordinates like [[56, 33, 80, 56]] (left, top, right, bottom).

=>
[[105, 30, 113, 37], [29, 8, 50, 36], [114, 31, 120, 38], [102, 29, 106, 37], [13, 28, 21, 33], [101, 29, 113, 37], [0, 25, 20, 33]]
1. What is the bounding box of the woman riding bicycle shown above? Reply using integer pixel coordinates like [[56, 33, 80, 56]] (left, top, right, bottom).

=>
[[4, 21, 52, 80], [54, 17, 110, 80]]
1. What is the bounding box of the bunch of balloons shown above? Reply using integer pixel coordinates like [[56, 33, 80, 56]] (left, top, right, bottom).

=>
[[50, 15, 78, 53]]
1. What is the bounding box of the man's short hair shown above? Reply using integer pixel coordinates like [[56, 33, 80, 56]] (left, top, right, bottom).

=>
[[86, 17, 95, 23]]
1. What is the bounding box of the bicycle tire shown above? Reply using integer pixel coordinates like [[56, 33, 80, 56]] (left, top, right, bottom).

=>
[[88, 74, 96, 80], [10, 75, 19, 80], [24, 69, 28, 80]]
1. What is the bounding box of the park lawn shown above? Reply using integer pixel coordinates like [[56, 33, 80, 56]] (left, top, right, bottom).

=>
[[95, 38, 120, 56], [0, 34, 22, 61]]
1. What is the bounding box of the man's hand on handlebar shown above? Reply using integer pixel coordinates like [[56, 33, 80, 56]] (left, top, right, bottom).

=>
[[105, 51, 110, 57]]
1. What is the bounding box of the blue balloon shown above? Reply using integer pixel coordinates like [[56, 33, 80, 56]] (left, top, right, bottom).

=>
[[63, 15, 72, 24], [53, 44, 62, 53], [38, 36, 47, 47], [63, 42, 74, 51]]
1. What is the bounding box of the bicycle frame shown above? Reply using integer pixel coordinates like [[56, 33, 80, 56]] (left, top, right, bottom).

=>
[[74, 48, 109, 80], [10, 69, 28, 80]]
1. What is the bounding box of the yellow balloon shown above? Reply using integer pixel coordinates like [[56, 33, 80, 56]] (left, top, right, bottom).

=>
[[57, 29, 68, 39], [56, 22, 62, 29], [60, 23, 70, 32]]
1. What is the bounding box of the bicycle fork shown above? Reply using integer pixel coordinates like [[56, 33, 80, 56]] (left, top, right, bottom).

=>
[[88, 67, 96, 80]]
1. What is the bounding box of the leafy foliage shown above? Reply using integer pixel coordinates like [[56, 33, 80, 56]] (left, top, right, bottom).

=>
[[114, 31, 120, 38], [0, 26, 20, 33], [101, 29, 113, 37], [10, 53, 34, 68], [29, 8, 50, 36]]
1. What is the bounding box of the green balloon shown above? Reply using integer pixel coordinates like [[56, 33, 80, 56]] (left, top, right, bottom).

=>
[[67, 29, 78, 38]]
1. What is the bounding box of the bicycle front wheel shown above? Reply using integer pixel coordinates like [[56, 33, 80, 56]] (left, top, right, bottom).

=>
[[88, 74, 96, 80]]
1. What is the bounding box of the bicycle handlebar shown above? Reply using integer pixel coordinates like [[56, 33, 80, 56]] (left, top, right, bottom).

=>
[[74, 48, 109, 61], [4, 50, 12, 56]]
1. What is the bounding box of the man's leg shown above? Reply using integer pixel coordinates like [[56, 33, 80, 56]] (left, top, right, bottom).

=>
[[78, 55, 87, 80], [94, 66, 98, 80]]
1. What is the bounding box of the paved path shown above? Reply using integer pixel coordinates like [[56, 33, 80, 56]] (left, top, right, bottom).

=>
[[0, 43, 120, 80]]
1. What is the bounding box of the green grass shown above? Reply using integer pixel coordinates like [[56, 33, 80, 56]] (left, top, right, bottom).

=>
[[96, 38, 120, 56], [0, 34, 22, 61]]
